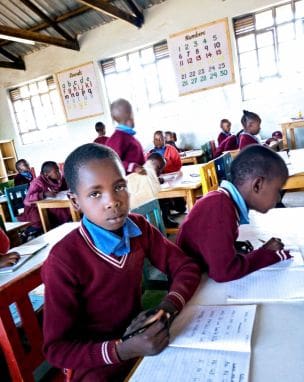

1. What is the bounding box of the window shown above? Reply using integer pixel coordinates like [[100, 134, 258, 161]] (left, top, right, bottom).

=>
[[9, 77, 65, 144], [233, 0, 304, 100], [100, 41, 178, 111]]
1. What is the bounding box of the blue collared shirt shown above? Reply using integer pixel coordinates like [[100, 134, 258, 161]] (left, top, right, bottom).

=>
[[151, 146, 166, 157], [82, 215, 142, 256], [116, 124, 136, 136], [220, 180, 250, 225]]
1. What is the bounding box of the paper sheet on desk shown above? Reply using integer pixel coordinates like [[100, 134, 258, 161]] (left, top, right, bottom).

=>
[[227, 268, 304, 303]]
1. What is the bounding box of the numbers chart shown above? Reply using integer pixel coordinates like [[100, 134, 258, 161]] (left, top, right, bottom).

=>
[[168, 18, 235, 96]]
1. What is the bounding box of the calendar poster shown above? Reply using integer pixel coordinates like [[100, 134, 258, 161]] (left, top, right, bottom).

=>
[[168, 18, 235, 96], [56, 62, 103, 122]]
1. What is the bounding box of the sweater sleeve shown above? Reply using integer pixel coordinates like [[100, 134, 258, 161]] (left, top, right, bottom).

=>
[[0, 229, 10, 254], [139, 216, 201, 311], [24, 179, 44, 205], [42, 254, 121, 370], [177, 196, 282, 282]]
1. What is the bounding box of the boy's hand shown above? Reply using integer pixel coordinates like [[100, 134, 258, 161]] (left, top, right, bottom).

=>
[[262, 237, 284, 251], [116, 318, 169, 360], [0, 252, 20, 268], [44, 191, 57, 198], [134, 166, 147, 175]]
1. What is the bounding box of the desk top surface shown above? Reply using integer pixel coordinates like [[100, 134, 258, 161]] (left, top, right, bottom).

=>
[[160, 164, 202, 191]]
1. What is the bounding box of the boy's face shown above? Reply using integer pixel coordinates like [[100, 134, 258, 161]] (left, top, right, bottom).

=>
[[70, 158, 129, 231], [246, 176, 285, 213], [165, 133, 172, 142], [18, 161, 30, 173], [222, 122, 231, 133], [46, 166, 61, 181], [148, 158, 164, 176], [247, 120, 261, 135], [154, 133, 164, 148]]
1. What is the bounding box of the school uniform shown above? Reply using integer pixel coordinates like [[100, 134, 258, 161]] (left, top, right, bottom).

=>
[[94, 136, 108, 145], [214, 135, 238, 158], [42, 213, 200, 382], [149, 144, 181, 174], [20, 174, 71, 230], [239, 132, 260, 149], [177, 180, 289, 282], [14, 171, 33, 186], [0, 229, 10, 254], [217, 131, 231, 146], [106, 125, 145, 173]]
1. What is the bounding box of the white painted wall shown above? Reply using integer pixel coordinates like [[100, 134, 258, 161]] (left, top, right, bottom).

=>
[[0, 0, 303, 171]]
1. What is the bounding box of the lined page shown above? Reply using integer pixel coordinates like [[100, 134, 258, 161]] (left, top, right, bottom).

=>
[[170, 305, 256, 353], [227, 269, 304, 303], [129, 347, 250, 382]]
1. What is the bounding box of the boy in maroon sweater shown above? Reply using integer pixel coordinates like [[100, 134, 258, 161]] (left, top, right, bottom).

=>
[[106, 99, 145, 174], [42, 143, 200, 382], [239, 110, 261, 149], [177, 145, 291, 282], [94, 121, 108, 145]]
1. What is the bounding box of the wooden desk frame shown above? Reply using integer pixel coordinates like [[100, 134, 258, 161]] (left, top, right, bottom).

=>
[[281, 121, 304, 149]]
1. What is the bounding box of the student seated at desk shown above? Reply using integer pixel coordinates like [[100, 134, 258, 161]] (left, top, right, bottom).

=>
[[14, 159, 34, 186], [217, 119, 232, 145], [0, 229, 20, 268], [238, 110, 261, 149], [94, 121, 108, 145], [42, 144, 200, 382], [165, 131, 180, 152], [20, 161, 71, 231], [177, 145, 291, 282]]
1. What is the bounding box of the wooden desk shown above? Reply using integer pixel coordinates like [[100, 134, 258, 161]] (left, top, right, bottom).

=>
[[281, 119, 304, 149], [0, 222, 79, 381], [158, 164, 202, 210], [4, 221, 31, 247], [279, 149, 304, 190], [0, 195, 10, 223], [36, 191, 80, 233], [180, 149, 203, 165], [130, 208, 304, 382]]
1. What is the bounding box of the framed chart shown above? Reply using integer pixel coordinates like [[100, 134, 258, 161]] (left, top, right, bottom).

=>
[[168, 18, 235, 96], [56, 62, 103, 122]]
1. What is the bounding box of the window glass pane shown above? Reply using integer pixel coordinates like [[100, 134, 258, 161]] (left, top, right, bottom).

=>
[[29, 82, 38, 96], [31, 95, 46, 130], [237, 34, 255, 53], [38, 80, 48, 93], [255, 10, 273, 29], [20, 86, 29, 98], [239, 51, 257, 69], [277, 23, 295, 42], [242, 83, 259, 100], [258, 46, 277, 77], [141, 47, 155, 64], [156, 58, 178, 102], [296, 0, 304, 18], [129, 51, 141, 66], [278, 40, 300, 74], [115, 56, 129, 72], [241, 67, 259, 83], [50, 90, 65, 125], [276, 4, 293, 24], [295, 19, 304, 38], [256, 31, 274, 48], [143, 64, 161, 104]]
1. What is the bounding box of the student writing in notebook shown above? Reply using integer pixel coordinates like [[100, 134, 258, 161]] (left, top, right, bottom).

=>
[[0, 229, 20, 268], [42, 143, 200, 382], [177, 145, 291, 282]]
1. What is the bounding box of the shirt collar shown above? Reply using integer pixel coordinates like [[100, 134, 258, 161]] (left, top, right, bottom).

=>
[[82, 215, 142, 256], [116, 124, 136, 136], [152, 146, 166, 156], [220, 180, 250, 224], [241, 131, 260, 143]]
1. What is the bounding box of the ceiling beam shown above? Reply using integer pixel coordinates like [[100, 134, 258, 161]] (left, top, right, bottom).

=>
[[0, 25, 80, 50], [77, 0, 143, 27], [124, 0, 144, 24], [19, 0, 74, 41], [0, 5, 89, 48], [0, 60, 25, 70]]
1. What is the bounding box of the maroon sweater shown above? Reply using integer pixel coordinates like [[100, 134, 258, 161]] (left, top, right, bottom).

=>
[[106, 130, 145, 173], [42, 214, 200, 381], [94, 136, 108, 145], [239, 133, 259, 149], [177, 190, 283, 282], [217, 131, 231, 146], [214, 135, 238, 158]]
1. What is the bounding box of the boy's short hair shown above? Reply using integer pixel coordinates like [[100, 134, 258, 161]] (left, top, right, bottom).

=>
[[95, 122, 105, 132], [147, 152, 166, 168], [64, 143, 120, 193], [41, 161, 58, 174], [241, 110, 261, 127], [15, 159, 28, 171], [110, 99, 132, 122], [154, 130, 164, 136], [231, 145, 288, 186], [220, 119, 231, 127]]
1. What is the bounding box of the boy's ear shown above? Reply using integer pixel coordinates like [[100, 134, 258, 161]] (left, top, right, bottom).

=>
[[252, 176, 264, 194], [67, 191, 80, 211]]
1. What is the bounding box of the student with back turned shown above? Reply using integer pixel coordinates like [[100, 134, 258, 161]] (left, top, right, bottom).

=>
[[94, 121, 108, 145], [177, 145, 291, 282], [42, 143, 200, 381], [106, 99, 145, 174]]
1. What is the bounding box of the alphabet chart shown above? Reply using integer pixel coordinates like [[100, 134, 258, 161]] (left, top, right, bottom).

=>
[[56, 62, 103, 122], [168, 18, 235, 96]]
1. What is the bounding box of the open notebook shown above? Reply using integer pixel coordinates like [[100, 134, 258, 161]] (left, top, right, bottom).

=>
[[0, 242, 48, 274], [129, 304, 256, 382]]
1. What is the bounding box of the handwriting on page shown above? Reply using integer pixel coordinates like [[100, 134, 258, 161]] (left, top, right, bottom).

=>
[[170, 305, 256, 352]]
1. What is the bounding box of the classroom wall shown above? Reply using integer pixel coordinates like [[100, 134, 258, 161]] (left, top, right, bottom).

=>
[[0, 0, 303, 170]]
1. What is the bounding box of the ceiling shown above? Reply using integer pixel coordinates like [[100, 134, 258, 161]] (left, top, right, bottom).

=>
[[0, 0, 166, 70]]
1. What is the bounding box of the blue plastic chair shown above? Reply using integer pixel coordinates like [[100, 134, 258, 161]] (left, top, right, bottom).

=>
[[5, 184, 29, 222], [132, 199, 169, 290], [214, 152, 233, 183]]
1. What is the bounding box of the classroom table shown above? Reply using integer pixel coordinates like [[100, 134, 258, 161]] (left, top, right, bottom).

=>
[[281, 119, 304, 149], [0, 195, 10, 222], [0, 222, 79, 381], [180, 149, 203, 165], [129, 207, 304, 382], [280, 148, 304, 190], [158, 164, 202, 210], [36, 191, 81, 233], [5, 221, 31, 247]]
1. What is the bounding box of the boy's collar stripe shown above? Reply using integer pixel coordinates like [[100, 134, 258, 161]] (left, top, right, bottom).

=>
[[79, 225, 128, 269]]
